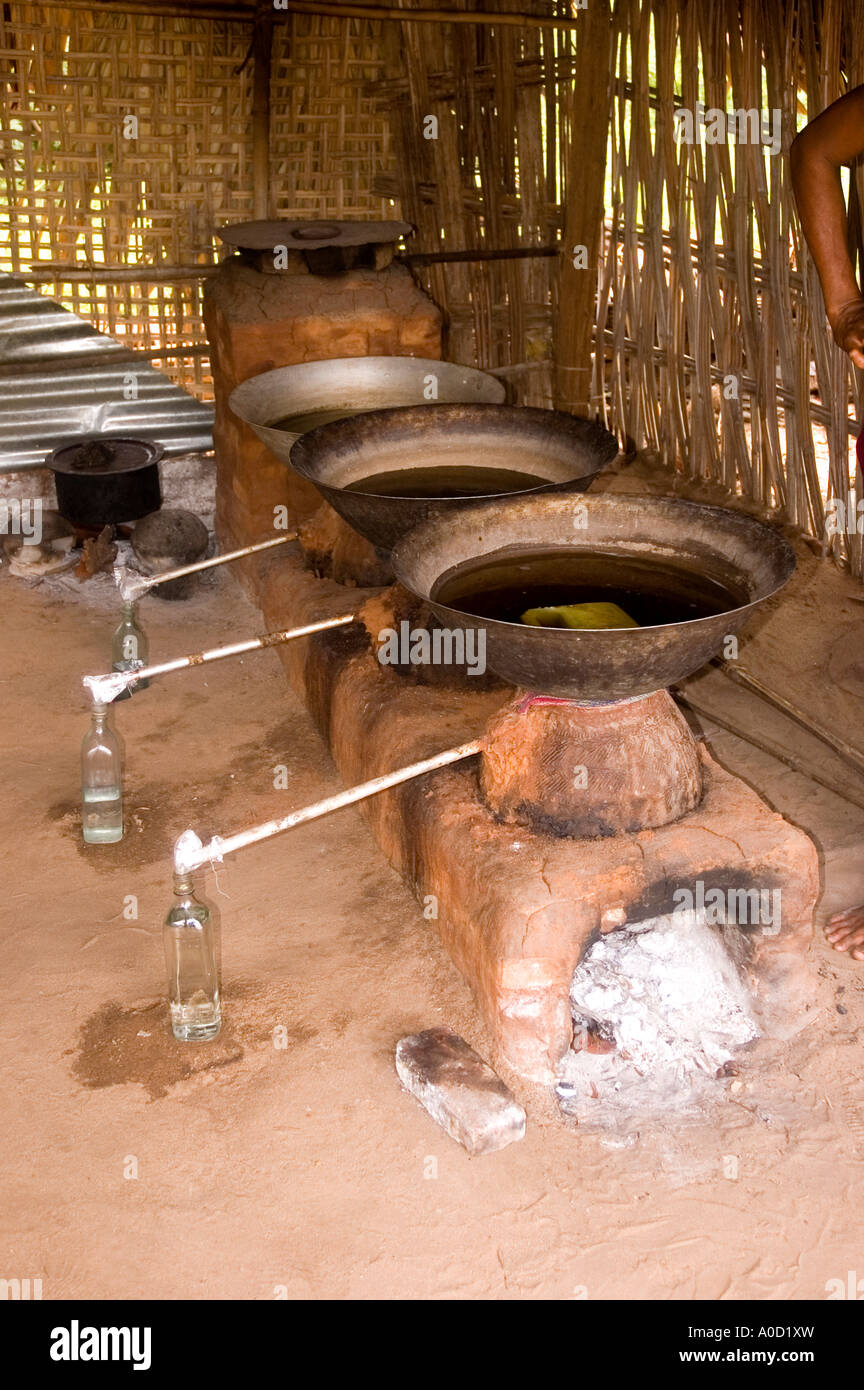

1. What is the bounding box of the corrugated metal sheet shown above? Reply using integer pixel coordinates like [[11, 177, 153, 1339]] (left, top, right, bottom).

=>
[[0, 275, 214, 472]]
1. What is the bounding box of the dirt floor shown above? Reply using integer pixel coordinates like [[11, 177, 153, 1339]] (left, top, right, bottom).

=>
[[2, 459, 864, 1301]]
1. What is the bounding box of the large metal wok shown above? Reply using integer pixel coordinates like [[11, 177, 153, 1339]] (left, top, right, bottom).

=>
[[390, 492, 795, 701], [287, 404, 620, 551], [228, 357, 505, 464]]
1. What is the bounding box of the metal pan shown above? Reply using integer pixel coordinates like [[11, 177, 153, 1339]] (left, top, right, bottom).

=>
[[391, 492, 795, 701], [228, 356, 506, 468], [287, 403, 619, 551]]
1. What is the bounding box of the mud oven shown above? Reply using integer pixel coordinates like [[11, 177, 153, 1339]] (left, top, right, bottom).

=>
[[205, 220, 819, 1091]]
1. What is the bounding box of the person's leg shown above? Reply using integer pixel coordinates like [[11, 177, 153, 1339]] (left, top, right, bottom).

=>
[[825, 907, 864, 959]]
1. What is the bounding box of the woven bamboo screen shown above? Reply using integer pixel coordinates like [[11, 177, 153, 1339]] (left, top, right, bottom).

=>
[[0, 2, 395, 397], [592, 0, 864, 578], [0, 4, 254, 395], [373, 0, 864, 578], [373, 0, 572, 407], [270, 12, 395, 217]]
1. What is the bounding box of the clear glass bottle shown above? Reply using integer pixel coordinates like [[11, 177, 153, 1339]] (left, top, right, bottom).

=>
[[163, 873, 221, 1041], [111, 601, 149, 695], [81, 702, 124, 844]]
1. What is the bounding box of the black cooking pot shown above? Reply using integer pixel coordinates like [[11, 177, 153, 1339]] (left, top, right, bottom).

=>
[[48, 436, 163, 527]]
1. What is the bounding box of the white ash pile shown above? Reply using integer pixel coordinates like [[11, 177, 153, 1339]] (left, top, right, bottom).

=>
[[558, 908, 759, 1125]]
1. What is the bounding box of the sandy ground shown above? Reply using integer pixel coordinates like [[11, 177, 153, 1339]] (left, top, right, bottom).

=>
[[2, 463, 864, 1301]]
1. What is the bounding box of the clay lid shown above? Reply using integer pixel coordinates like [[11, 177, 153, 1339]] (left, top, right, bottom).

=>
[[48, 436, 164, 475], [216, 218, 413, 252]]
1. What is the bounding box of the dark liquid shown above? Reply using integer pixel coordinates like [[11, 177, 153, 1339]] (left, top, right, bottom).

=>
[[432, 549, 748, 626], [345, 466, 552, 499]]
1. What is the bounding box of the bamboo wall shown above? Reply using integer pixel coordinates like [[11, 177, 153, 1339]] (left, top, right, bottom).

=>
[[0, 4, 252, 395], [1, 0, 863, 576], [592, 0, 864, 577], [373, 1, 575, 406], [0, 2, 394, 396], [373, 0, 864, 578]]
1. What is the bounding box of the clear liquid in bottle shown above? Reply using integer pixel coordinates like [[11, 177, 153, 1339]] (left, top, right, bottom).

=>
[[164, 874, 221, 1041], [81, 703, 123, 844]]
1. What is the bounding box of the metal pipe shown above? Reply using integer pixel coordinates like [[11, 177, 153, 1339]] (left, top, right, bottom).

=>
[[173, 738, 484, 873], [83, 612, 355, 704], [401, 247, 559, 266], [114, 532, 296, 601]]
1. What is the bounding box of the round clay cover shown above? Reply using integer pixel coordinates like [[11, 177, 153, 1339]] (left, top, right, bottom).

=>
[[132, 508, 209, 567], [216, 219, 414, 251]]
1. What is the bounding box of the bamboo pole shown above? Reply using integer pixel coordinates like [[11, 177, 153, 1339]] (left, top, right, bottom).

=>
[[0, 344, 211, 379], [402, 246, 559, 266], [555, 0, 613, 414], [83, 613, 356, 704], [716, 660, 864, 779], [114, 534, 296, 602], [29, 0, 584, 21], [173, 738, 484, 873], [29, 0, 254, 17], [23, 265, 220, 281], [250, 0, 274, 221], [676, 692, 864, 814], [280, 2, 582, 31], [19, 247, 556, 282]]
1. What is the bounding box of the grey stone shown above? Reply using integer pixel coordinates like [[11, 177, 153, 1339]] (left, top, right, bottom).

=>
[[395, 1028, 526, 1155], [132, 507, 209, 600]]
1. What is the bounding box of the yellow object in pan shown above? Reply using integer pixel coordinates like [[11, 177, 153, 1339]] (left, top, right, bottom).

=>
[[520, 601, 639, 630]]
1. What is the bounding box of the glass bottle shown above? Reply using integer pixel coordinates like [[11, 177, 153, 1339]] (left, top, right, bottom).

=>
[[81, 703, 123, 844], [111, 601, 149, 695], [163, 873, 221, 1042]]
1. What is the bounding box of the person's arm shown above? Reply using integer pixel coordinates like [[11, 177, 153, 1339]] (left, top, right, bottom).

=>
[[791, 86, 864, 367]]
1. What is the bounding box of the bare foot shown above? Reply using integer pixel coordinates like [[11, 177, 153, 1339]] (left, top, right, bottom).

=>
[[825, 906, 864, 960]]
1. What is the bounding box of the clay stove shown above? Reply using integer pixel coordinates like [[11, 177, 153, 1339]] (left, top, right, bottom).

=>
[[384, 490, 817, 1082], [218, 424, 816, 1087], [270, 561, 819, 1086], [202, 233, 819, 1091]]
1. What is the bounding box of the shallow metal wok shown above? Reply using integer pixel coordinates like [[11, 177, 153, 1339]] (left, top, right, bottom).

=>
[[287, 404, 620, 551], [228, 356, 505, 465], [390, 492, 795, 701]]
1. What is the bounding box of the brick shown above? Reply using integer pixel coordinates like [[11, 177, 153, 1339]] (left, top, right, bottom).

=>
[[395, 1028, 526, 1155]]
